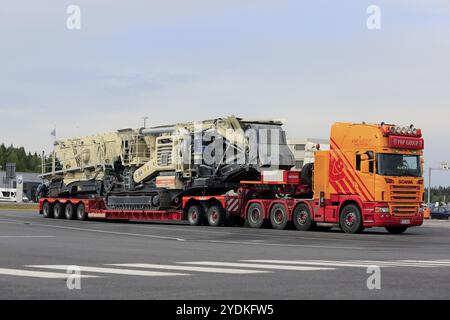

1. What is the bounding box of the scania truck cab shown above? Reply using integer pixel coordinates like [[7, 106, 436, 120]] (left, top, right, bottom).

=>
[[313, 122, 424, 233]]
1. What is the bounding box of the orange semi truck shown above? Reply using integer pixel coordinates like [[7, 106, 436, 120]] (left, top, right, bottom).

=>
[[39, 122, 425, 234]]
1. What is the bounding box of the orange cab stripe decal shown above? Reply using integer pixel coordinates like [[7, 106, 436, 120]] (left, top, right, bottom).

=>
[[330, 138, 375, 201], [329, 150, 368, 201]]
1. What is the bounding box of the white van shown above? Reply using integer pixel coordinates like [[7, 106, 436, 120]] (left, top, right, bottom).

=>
[[0, 188, 17, 202]]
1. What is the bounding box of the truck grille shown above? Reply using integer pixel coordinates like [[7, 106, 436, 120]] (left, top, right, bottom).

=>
[[390, 204, 418, 217], [389, 185, 421, 202]]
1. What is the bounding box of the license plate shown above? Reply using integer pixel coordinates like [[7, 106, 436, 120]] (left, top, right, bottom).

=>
[[400, 219, 410, 225]]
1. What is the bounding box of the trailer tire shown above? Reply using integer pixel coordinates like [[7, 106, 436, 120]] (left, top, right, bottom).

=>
[[385, 226, 408, 234], [293, 203, 314, 231], [246, 203, 265, 228], [206, 205, 225, 227], [53, 202, 65, 219], [187, 205, 204, 226], [339, 204, 364, 234], [270, 203, 288, 230], [42, 201, 53, 218], [65, 203, 76, 220], [76, 203, 88, 221]]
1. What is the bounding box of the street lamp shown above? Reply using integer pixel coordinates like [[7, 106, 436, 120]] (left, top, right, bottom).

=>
[[142, 116, 149, 128], [427, 162, 449, 208]]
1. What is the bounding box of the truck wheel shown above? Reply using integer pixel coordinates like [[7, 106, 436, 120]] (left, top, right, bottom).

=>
[[385, 226, 408, 234], [187, 205, 204, 226], [42, 201, 53, 218], [206, 205, 225, 226], [339, 204, 364, 234], [270, 203, 288, 230], [65, 203, 76, 220], [76, 203, 88, 221], [293, 203, 314, 231], [246, 203, 265, 228], [53, 202, 65, 219]]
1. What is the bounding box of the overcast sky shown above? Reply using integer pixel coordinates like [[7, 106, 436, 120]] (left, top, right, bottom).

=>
[[1, 0, 449, 185]]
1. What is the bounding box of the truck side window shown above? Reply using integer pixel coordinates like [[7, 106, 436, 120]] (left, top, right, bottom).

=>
[[356, 151, 375, 173], [367, 151, 374, 173]]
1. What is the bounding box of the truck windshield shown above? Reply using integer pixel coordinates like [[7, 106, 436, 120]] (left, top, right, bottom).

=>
[[377, 154, 421, 177]]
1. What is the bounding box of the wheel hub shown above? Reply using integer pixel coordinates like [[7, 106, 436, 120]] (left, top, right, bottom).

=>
[[345, 212, 356, 227]]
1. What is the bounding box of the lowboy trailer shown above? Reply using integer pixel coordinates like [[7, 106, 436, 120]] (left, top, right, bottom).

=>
[[39, 121, 425, 234]]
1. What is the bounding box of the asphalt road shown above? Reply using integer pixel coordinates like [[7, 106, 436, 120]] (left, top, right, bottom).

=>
[[1, 210, 450, 300]]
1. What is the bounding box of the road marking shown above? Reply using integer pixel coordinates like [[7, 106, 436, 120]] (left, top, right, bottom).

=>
[[242, 260, 378, 268], [344, 260, 439, 268], [179, 261, 335, 271], [401, 260, 450, 266], [0, 235, 55, 238], [192, 239, 364, 250], [12, 222, 186, 241], [108, 263, 270, 274], [0, 268, 98, 279], [27, 265, 189, 277]]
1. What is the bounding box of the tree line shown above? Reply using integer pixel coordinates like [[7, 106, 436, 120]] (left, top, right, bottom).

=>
[[0, 143, 42, 173], [425, 187, 450, 204]]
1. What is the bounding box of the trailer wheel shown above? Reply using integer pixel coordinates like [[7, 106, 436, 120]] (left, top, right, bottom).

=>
[[385, 226, 408, 234], [187, 205, 204, 226], [270, 203, 288, 230], [339, 204, 364, 234], [65, 203, 76, 220], [42, 201, 53, 218], [246, 203, 265, 228], [206, 205, 225, 227], [53, 202, 65, 219], [76, 203, 88, 221], [293, 203, 314, 231]]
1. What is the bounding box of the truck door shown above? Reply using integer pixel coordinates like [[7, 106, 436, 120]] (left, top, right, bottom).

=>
[[355, 151, 375, 200]]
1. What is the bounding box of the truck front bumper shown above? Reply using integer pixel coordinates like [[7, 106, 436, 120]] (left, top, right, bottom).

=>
[[362, 203, 423, 228]]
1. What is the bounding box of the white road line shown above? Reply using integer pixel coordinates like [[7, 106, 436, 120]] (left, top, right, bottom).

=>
[[0, 268, 98, 279], [401, 260, 450, 266], [108, 263, 270, 274], [27, 265, 189, 277], [242, 260, 377, 268], [193, 239, 364, 250], [343, 260, 438, 268], [0, 235, 55, 238], [179, 261, 335, 271], [16, 223, 186, 242]]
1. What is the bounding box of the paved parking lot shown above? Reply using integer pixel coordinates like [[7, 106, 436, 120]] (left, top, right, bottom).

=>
[[1, 210, 450, 299]]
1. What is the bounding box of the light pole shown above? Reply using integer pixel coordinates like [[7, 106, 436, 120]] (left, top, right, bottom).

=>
[[142, 116, 149, 128], [427, 162, 449, 208]]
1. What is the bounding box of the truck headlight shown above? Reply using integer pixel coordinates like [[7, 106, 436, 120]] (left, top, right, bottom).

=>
[[375, 207, 390, 213]]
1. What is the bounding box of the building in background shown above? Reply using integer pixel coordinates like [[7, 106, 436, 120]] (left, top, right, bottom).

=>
[[287, 138, 330, 170], [0, 170, 42, 202]]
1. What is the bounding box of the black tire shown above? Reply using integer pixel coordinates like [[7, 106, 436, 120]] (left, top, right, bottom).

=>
[[206, 205, 225, 227], [76, 203, 88, 221], [53, 202, 65, 219], [42, 201, 53, 218], [385, 226, 408, 234], [187, 205, 204, 226], [270, 203, 288, 230], [301, 163, 314, 188], [65, 203, 76, 220], [246, 202, 265, 228], [339, 204, 364, 234], [293, 203, 314, 231]]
